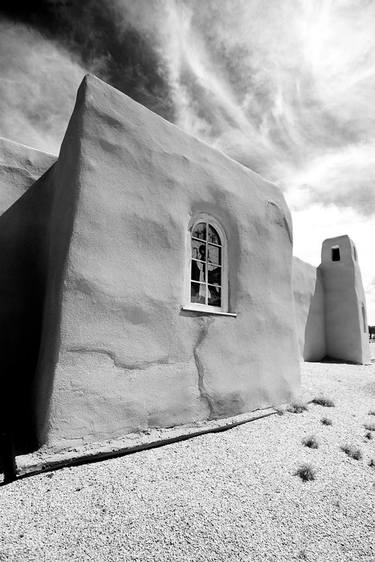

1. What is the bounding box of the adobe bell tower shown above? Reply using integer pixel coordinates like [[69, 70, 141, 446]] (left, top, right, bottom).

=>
[[319, 235, 370, 364]]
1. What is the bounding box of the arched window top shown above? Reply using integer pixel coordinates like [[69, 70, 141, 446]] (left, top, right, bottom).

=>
[[186, 215, 231, 314], [191, 222, 221, 246]]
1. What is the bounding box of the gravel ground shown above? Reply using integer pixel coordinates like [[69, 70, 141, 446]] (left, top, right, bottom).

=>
[[1, 358, 375, 562]]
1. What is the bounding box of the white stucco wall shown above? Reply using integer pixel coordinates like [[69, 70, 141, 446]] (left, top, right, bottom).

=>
[[292, 257, 326, 361], [36, 75, 300, 450], [0, 136, 56, 216]]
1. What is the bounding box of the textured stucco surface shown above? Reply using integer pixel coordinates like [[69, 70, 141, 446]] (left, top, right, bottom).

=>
[[35, 74, 300, 450], [292, 257, 326, 361], [319, 235, 370, 364], [0, 136, 56, 215]]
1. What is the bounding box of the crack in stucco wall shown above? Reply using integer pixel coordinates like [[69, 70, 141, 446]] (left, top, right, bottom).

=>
[[67, 347, 170, 371], [193, 318, 215, 419]]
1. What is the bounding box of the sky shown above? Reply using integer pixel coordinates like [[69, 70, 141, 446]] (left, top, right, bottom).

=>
[[1, 0, 374, 322]]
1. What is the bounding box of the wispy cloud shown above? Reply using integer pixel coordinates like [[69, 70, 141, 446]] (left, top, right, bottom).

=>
[[0, 21, 86, 154], [3, 0, 375, 213], [0, 1, 374, 317], [135, 0, 375, 218]]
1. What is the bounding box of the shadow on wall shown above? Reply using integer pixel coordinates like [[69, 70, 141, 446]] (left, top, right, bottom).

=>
[[303, 268, 326, 362], [0, 170, 55, 454]]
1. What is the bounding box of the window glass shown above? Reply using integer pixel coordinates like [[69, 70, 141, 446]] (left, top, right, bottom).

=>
[[208, 263, 221, 285], [208, 286, 221, 307], [192, 223, 206, 240], [208, 225, 220, 244], [192, 239, 206, 261], [190, 219, 225, 309], [208, 244, 221, 265], [191, 282, 206, 304], [191, 260, 206, 282]]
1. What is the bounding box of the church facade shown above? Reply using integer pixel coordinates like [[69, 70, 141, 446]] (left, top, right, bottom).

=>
[[0, 75, 370, 456], [0, 75, 301, 453]]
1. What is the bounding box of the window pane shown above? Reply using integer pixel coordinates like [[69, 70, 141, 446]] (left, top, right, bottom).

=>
[[192, 223, 206, 240], [191, 260, 206, 282], [192, 239, 207, 262], [208, 225, 220, 245], [191, 282, 206, 304], [207, 244, 221, 265], [207, 263, 221, 286], [208, 285, 221, 307]]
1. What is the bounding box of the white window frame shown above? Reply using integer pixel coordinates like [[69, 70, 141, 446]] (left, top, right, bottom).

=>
[[183, 214, 235, 316]]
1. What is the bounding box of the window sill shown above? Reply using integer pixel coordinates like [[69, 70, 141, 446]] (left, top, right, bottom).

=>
[[181, 306, 237, 317]]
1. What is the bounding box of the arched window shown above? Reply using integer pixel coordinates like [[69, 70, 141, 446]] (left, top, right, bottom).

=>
[[188, 216, 228, 312]]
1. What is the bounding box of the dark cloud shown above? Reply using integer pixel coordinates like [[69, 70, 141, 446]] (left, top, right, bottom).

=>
[[1, 0, 375, 218], [0, 0, 174, 121]]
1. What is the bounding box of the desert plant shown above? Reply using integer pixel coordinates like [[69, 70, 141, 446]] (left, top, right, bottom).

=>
[[364, 431, 373, 440], [295, 463, 316, 482], [287, 401, 308, 414], [321, 417, 332, 426], [368, 410, 375, 416], [340, 444, 362, 460], [274, 407, 285, 416], [312, 396, 335, 407], [364, 423, 375, 432], [302, 435, 319, 449], [369, 459, 375, 468]]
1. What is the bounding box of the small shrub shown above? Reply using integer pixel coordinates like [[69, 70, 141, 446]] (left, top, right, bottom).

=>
[[369, 459, 375, 468], [302, 435, 319, 449], [321, 417, 332, 426], [368, 410, 375, 416], [287, 401, 308, 414], [295, 463, 316, 482], [312, 396, 335, 407], [340, 444, 362, 460], [364, 423, 375, 432], [364, 431, 373, 440], [274, 407, 285, 416]]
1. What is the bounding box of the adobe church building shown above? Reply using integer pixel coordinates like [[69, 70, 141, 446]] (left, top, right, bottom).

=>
[[0, 75, 300, 453], [0, 75, 370, 456]]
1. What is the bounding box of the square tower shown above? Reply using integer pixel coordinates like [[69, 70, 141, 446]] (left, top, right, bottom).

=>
[[319, 235, 370, 364]]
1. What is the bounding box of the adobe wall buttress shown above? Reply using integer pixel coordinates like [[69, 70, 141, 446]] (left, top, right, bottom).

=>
[[292, 257, 325, 361]]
